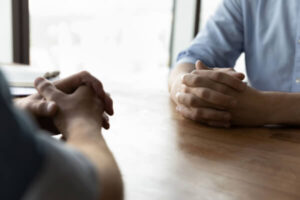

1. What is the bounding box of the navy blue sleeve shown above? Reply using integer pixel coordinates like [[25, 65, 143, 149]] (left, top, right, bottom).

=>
[[0, 72, 45, 200]]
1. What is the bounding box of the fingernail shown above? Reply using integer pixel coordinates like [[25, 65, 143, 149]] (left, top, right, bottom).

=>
[[176, 92, 181, 99], [238, 72, 244, 77], [176, 106, 181, 112]]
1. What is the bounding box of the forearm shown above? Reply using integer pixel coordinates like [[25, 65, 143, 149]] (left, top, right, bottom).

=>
[[168, 63, 195, 102], [263, 92, 300, 125], [66, 119, 123, 200]]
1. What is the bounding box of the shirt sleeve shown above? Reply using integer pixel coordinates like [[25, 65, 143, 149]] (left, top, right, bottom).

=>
[[176, 0, 244, 68], [22, 133, 100, 200], [0, 72, 45, 200]]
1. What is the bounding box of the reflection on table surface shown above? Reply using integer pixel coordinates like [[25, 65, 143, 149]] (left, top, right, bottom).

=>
[[93, 67, 300, 200]]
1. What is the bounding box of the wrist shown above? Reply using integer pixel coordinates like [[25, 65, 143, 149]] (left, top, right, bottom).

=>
[[259, 91, 276, 124], [65, 117, 102, 139], [262, 91, 299, 125]]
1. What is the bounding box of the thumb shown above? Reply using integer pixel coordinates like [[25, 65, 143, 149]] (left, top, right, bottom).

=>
[[195, 60, 210, 70], [227, 71, 245, 81], [233, 73, 245, 81], [216, 68, 245, 81], [35, 77, 64, 101]]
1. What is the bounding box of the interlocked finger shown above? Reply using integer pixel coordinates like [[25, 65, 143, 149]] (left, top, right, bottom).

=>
[[176, 104, 231, 122]]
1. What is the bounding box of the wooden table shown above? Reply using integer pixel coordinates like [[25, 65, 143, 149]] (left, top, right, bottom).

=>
[[90, 67, 300, 200]]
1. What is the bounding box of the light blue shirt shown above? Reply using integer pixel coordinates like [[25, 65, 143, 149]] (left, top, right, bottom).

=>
[[177, 0, 300, 92]]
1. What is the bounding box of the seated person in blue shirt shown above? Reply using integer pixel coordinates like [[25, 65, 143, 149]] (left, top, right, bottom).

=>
[[169, 0, 300, 127], [2, 71, 123, 200]]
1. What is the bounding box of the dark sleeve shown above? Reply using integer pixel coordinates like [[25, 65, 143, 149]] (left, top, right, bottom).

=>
[[0, 72, 45, 200], [0, 71, 100, 200], [22, 133, 100, 200]]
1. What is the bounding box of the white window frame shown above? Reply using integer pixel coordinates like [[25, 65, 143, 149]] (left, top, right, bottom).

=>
[[170, 0, 201, 67]]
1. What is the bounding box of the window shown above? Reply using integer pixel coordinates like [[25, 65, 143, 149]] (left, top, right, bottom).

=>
[[171, 0, 246, 77], [0, 0, 30, 65], [170, 0, 199, 67], [0, 0, 13, 63], [29, 0, 173, 76]]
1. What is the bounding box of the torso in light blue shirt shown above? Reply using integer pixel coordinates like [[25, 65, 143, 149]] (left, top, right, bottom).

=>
[[177, 0, 300, 92]]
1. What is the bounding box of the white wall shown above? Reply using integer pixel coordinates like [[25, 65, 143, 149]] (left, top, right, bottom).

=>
[[0, 0, 13, 63]]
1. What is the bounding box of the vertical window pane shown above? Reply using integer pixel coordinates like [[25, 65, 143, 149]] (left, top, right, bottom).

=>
[[29, 0, 173, 76], [0, 0, 13, 63]]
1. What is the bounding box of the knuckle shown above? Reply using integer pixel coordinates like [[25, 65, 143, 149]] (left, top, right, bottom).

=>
[[192, 76, 202, 85], [194, 109, 203, 120], [209, 95, 220, 104], [217, 85, 228, 94], [185, 95, 192, 105], [187, 96, 197, 106], [212, 71, 223, 80], [199, 88, 210, 100], [38, 81, 52, 91], [37, 102, 46, 111], [81, 70, 91, 77], [177, 94, 184, 104], [181, 85, 189, 93], [181, 74, 188, 83], [191, 70, 198, 75], [190, 76, 197, 85]]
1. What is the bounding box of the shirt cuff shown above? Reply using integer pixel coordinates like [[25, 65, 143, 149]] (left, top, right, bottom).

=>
[[176, 56, 198, 65]]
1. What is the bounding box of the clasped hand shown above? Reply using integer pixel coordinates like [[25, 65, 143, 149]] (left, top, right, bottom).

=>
[[174, 60, 268, 127], [15, 71, 113, 135]]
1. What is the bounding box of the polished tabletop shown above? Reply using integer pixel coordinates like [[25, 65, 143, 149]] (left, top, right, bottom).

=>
[[91, 67, 300, 200]]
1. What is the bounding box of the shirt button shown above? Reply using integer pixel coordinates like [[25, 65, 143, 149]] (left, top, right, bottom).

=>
[[298, 40, 300, 44], [296, 78, 300, 83]]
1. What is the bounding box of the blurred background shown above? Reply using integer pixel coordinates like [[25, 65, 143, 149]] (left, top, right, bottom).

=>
[[29, 0, 173, 75], [0, 0, 245, 87]]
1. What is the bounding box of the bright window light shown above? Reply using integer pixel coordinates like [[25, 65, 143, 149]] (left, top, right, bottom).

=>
[[29, 0, 173, 76], [0, 0, 13, 63]]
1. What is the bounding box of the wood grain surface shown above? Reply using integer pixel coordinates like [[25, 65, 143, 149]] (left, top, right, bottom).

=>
[[92, 67, 300, 200]]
